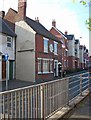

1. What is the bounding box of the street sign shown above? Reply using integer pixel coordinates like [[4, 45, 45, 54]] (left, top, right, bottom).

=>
[[4, 53, 9, 61]]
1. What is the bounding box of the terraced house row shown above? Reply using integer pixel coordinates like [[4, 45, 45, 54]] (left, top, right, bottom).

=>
[[0, 0, 89, 82]]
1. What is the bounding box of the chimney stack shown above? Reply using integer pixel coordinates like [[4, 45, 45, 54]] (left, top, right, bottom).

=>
[[65, 31, 68, 35], [52, 20, 56, 27], [17, 0, 27, 21], [0, 11, 5, 18]]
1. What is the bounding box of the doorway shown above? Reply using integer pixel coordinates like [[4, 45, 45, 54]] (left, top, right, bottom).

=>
[[54, 60, 58, 77], [2, 61, 6, 79]]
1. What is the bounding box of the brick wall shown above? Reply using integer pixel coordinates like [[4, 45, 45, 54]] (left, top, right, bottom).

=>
[[35, 34, 61, 81]]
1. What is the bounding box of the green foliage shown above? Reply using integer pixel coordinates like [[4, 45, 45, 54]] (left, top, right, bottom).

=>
[[80, 0, 87, 5], [86, 18, 91, 31], [80, 0, 91, 31]]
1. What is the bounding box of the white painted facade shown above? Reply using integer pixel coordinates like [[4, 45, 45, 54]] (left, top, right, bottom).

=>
[[0, 33, 15, 81], [75, 42, 80, 58], [68, 38, 75, 56], [79, 48, 84, 63], [15, 21, 36, 82]]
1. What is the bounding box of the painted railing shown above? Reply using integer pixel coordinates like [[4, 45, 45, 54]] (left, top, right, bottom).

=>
[[0, 72, 90, 119]]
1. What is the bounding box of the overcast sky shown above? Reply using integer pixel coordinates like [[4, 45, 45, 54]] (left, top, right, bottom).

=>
[[0, 0, 89, 50]]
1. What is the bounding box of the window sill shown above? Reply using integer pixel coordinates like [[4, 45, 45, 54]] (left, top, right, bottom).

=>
[[54, 53, 58, 55], [44, 51, 48, 54], [38, 72, 53, 74]]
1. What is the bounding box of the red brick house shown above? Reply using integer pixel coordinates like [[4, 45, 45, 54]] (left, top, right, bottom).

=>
[[65, 33, 76, 70], [4, 0, 62, 82], [75, 39, 80, 69], [79, 45, 84, 68], [50, 20, 68, 74]]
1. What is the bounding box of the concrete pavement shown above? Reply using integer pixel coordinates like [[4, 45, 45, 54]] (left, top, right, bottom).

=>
[[63, 93, 91, 119]]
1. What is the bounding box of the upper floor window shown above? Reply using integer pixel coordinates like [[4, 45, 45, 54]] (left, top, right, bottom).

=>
[[7, 36, 12, 47], [43, 59, 49, 73], [44, 38, 48, 53], [54, 41, 58, 55]]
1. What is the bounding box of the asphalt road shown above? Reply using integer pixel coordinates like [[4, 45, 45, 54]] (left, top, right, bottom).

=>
[[0, 70, 89, 92]]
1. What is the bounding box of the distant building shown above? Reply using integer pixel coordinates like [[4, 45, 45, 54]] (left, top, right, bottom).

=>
[[79, 45, 84, 68], [4, 0, 62, 82], [0, 16, 16, 81], [75, 39, 80, 68], [50, 20, 68, 73], [65, 33, 75, 70]]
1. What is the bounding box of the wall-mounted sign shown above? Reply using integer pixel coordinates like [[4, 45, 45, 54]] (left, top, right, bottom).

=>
[[4, 53, 9, 61]]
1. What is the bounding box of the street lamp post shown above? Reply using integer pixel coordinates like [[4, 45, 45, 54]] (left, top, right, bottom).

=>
[[4, 53, 9, 91]]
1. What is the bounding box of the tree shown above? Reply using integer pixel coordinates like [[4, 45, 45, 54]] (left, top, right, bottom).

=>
[[80, 0, 91, 30], [72, 0, 91, 30]]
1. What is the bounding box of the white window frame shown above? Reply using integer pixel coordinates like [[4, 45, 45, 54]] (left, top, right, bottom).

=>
[[7, 36, 12, 48], [50, 60, 53, 73], [44, 38, 49, 53], [54, 41, 58, 55], [43, 59, 49, 73], [38, 58, 42, 74]]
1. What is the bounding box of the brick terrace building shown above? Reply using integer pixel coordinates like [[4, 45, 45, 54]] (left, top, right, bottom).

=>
[[50, 20, 68, 73], [3, 0, 62, 82]]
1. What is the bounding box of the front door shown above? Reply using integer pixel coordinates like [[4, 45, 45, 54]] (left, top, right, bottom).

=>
[[2, 61, 6, 79], [9, 61, 14, 80], [54, 60, 58, 77]]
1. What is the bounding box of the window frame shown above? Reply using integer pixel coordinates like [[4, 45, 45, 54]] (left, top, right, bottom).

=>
[[7, 36, 12, 48], [44, 38, 49, 53], [43, 59, 49, 73], [54, 41, 58, 55], [38, 58, 42, 74]]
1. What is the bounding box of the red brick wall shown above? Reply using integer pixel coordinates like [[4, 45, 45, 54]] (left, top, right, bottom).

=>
[[68, 56, 75, 70], [35, 34, 61, 81], [50, 28, 69, 71]]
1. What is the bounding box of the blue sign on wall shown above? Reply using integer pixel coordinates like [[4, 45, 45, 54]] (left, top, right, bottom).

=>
[[4, 54, 9, 61]]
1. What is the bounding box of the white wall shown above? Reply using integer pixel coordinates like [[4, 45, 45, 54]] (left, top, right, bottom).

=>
[[0, 56, 2, 81], [79, 48, 84, 63], [75, 43, 80, 58], [0, 34, 2, 52], [0, 33, 15, 81], [0, 34, 2, 81], [68, 39, 75, 56], [15, 21, 36, 82], [2, 34, 15, 60]]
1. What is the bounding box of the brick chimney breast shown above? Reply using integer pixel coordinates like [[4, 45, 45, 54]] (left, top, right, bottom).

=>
[[17, 0, 27, 21], [52, 20, 56, 27]]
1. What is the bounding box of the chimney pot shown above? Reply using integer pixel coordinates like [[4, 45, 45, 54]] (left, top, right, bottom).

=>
[[52, 20, 56, 27], [0, 11, 5, 18], [35, 17, 39, 22], [65, 31, 68, 35]]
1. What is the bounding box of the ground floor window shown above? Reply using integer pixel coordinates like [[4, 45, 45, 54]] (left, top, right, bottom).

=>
[[38, 58, 53, 74], [50, 60, 53, 72], [38, 59, 42, 73], [43, 59, 49, 73]]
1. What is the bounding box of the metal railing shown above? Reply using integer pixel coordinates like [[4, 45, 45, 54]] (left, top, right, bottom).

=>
[[0, 72, 90, 119]]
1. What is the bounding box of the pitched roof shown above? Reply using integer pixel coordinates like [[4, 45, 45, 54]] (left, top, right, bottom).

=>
[[0, 17, 16, 37], [0, 51, 2, 55], [26, 17, 61, 43], [65, 34, 74, 40], [56, 28, 67, 39]]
